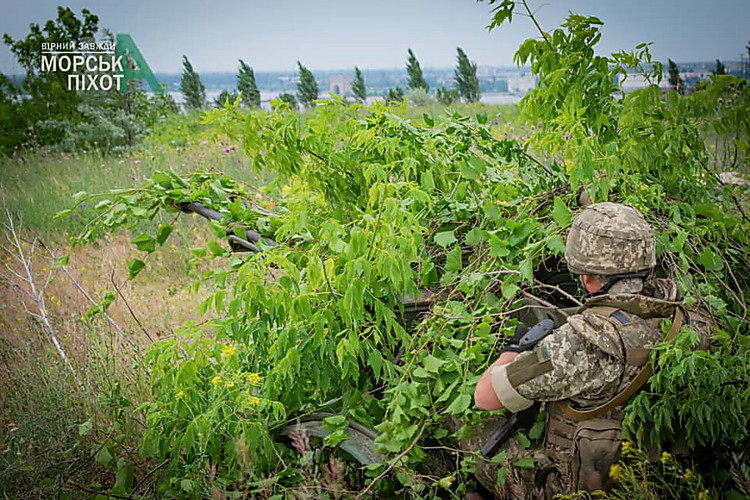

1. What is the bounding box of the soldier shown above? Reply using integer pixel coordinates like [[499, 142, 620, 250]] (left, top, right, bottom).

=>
[[471, 202, 709, 498]]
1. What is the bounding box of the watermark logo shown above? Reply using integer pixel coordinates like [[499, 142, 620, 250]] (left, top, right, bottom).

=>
[[40, 35, 161, 93]]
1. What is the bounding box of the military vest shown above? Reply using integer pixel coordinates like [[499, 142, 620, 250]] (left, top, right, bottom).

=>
[[541, 286, 690, 493]]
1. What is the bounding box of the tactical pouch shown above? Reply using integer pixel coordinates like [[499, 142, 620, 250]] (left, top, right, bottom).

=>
[[571, 418, 621, 492]]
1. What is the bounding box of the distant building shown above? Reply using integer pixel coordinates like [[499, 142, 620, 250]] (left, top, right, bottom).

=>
[[619, 73, 670, 92], [507, 72, 537, 93], [329, 75, 353, 96]]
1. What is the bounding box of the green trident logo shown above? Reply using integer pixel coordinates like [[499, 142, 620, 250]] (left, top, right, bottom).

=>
[[115, 34, 162, 93]]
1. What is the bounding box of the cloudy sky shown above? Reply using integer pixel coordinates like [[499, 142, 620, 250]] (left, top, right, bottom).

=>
[[1, 0, 749, 74]]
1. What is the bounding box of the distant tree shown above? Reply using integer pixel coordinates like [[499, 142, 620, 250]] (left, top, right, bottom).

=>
[[180, 55, 205, 109], [746, 41, 750, 79], [384, 86, 404, 105], [454, 47, 480, 103], [713, 59, 726, 76], [436, 86, 460, 105], [297, 61, 318, 108], [3, 6, 99, 146], [351, 66, 367, 103], [237, 59, 260, 108], [667, 59, 684, 94], [406, 49, 429, 92], [214, 89, 239, 108], [276, 92, 298, 110]]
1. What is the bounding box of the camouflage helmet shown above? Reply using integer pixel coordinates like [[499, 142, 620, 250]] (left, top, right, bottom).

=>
[[564, 202, 655, 275]]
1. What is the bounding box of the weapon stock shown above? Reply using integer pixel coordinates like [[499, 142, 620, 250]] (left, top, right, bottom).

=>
[[480, 402, 541, 457]]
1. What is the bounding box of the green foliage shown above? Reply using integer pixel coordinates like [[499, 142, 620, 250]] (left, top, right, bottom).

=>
[[0, 74, 28, 154], [713, 59, 726, 76], [296, 61, 318, 109], [213, 89, 239, 109], [69, 8, 750, 497], [406, 48, 429, 92], [406, 87, 434, 106], [351, 66, 367, 103], [3, 6, 98, 128], [237, 59, 260, 108], [180, 55, 206, 110], [1, 7, 99, 150], [667, 58, 681, 92], [436, 86, 460, 106], [384, 86, 404, 105], [454, 47, 480, 103], [275, 92, 298, 110]]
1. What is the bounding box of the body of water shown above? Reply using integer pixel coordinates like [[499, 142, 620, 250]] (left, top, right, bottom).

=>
[[168, 90, 524, 109]]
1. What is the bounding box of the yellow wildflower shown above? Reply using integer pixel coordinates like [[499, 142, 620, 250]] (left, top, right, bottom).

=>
[[684, 469, 695, 481], [246, 373, 261, 386], [621, 440, 631, 454], [609, 464, 622, 480], [660, 451, 672, 464], [249, 396, 260, 406], [176, 391, 184, 398], [211, 375, 222, 386], [698, 490, 709, 500], [222, 344, 236, 358], [225, 381, 235, 388]]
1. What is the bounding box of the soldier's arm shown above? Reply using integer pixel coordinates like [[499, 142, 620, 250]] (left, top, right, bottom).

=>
[[474, 351, 519, 410], [489, 322, 623, 410]]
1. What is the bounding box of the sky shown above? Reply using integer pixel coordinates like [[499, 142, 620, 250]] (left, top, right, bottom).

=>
[[1, 0, 749, 74]]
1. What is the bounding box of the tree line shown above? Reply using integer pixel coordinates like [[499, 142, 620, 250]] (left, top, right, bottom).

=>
[[179, 47, 482, 110]]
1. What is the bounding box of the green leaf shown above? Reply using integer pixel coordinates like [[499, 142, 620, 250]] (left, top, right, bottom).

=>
[[322, 415, 348, 431], [445, 245, 463, 272], [127, 259, 145, 280], [180, 479, 194, 492], [421, 169, 435, 192], [515, 432, 531, 448], [208, 241, 227, 257], [529, 420, 545, 440], [445, 393, 472, 414], [465, 228, 486, 246], [424, 354, 447, 374], [552, 196, 572, 228], [434, 230, 457, 247], [152, 171, 172, 188], [53, 255, 70, 269], [131, 233, 155, 253], [112, 458, 134, 494], [78, 418, 93, 437], [323, 429, 348, 447], [698, 247, 723, 271], [53, 209, 73, 220], [496, 466, 508, 486], [423, 113, 434, 127], [546, 235, 565, 255], [489, 236, 510, 257], [156, 224, 173, 245], [95, 446, 115, 468], [512, 457, 536, 469], [501, 281, 520, 300], [490, 450, 508, 464], [519, 258, 534, 282]]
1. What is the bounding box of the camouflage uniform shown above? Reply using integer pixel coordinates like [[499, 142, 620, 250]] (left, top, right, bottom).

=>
[[471, 203, 710, 498]]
